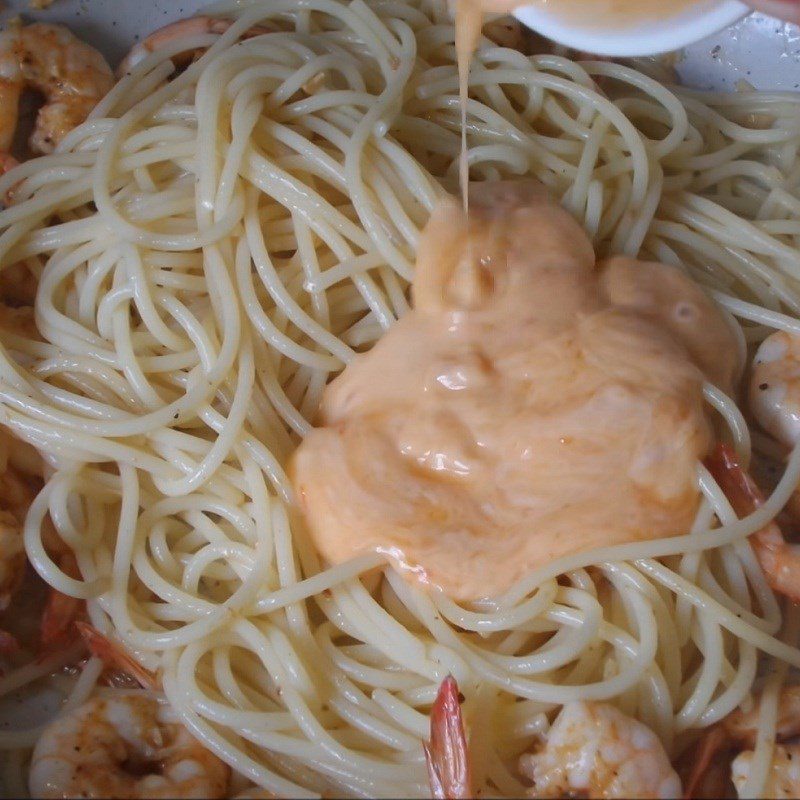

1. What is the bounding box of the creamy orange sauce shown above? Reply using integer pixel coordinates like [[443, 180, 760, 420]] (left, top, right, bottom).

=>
[[454, 1, 520, 209], [291, 182, 739, 600]]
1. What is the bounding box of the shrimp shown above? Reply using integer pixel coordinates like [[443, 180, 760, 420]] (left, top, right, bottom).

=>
[[0, 23, 113, 157], [684, 685, 800, 799], [118, 16, 275, 77], [704, 442, 800, 603], [751, 331, 800, 448], [731, 745, 800, 799], [28, 694, 230, 799], [424, 674, 473, 799], [520, 702, 681, 799], [425, 676, 680, 799]]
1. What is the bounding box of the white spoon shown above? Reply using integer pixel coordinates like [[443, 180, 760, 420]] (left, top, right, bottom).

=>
[[512, 0, 749, 56]]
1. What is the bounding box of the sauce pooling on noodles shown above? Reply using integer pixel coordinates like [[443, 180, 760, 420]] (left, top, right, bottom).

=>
[[292, 182, 740, 600]]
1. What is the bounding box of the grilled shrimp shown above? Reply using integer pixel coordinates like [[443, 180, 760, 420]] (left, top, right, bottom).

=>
[[520, 702, 681, 799], [0, 23, 113, 156], [29, 693, 230, 799], [705, 443, 800, 603], [684, 685, 800, 799], [117, 16, 274, 77]]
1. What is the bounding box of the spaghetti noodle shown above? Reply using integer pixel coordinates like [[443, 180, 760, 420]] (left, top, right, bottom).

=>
[[0, 1, 799, 796]]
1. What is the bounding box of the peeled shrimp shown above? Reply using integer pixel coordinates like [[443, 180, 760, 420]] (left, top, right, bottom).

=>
[[750, 331, 800, 448], [0, 23, 113, 156], [118, 16, 274, 77], [520, 702, 681, 799], [705, 443, 800, 603], [685, 685, 800, 799], [425, 675, 680, 799], [29, 694, 230, 799], [732, 745, 800, 799]]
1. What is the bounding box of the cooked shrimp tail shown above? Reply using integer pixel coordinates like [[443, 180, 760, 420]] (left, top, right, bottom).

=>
[[75, 621, 158, 690], [424, 675, 473, 800], [39, 554, 83, 655], [704, 443, 763, 517], [521, 701, 681, 798], [705, 442, 800, 602], [683, 726, 729, 799], [683, 685, 800, 799]]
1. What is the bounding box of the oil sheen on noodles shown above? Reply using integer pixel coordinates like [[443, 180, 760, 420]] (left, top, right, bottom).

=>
[[0, 1, 799, 797]]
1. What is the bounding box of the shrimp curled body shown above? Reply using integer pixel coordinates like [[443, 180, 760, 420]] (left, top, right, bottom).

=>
[[0, 23, 113, 156], [28, 694, 230, 799], [520, 701, 681, 799], [750, 330, 800, 448]]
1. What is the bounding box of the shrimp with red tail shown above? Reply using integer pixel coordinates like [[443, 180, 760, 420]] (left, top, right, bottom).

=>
[[425, 675, 473, 799], [704, 442, 800, 603]]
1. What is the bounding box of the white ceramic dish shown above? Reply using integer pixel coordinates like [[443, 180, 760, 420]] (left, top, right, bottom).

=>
[[0, 3, 796, 795], [0, 1, 798, 91], [514, 0, 749, 57]]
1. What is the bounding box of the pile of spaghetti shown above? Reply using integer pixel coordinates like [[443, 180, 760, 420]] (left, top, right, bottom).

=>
[[1, 1, 800, 797]]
